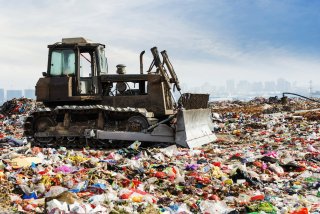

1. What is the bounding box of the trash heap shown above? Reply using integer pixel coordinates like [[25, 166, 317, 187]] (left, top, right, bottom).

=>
[[0, 97, 319, 213], [0, 98, 35, 147]]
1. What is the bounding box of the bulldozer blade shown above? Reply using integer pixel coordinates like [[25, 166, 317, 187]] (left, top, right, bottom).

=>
[[175, 108, 217, 148]]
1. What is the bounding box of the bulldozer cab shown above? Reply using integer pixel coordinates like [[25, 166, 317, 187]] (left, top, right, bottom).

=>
[[36, 38, 107, 103], [49, 38, 107, 95]]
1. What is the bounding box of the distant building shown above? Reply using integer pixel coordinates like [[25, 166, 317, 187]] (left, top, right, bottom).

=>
[[24, 89, 36, 99], [264, 81, 276, 92], [0, 89, 4, 104], [237, 80, 251, 93], [251, 82, 263, 92], [6, 90, 23, 100], [276, 78, 291, 92], [226, 79, 235, 94]]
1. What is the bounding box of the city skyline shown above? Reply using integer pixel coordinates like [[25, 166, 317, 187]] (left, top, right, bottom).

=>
[[0, 77, 316, 90], [0, 89, 35, 104], [182, 78, 317, 97], [0, 78, 317, 105]]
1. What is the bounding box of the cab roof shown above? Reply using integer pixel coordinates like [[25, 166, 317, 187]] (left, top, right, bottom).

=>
[[48, 37, 105, 48]]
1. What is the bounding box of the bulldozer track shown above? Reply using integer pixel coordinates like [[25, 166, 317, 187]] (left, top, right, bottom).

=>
[[24, 105, 159, 149]]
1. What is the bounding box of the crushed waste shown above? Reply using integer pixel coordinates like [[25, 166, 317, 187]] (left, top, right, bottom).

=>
[[0, 97, 319, 213]]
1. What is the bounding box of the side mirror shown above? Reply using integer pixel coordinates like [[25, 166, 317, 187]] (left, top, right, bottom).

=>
[[42, 72, 47, 77]]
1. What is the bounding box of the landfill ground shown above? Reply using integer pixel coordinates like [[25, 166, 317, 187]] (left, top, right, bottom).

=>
[[0, 98, 319, 213]]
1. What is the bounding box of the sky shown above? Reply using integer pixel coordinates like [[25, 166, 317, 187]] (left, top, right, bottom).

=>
[[0, 0, 319, 91]]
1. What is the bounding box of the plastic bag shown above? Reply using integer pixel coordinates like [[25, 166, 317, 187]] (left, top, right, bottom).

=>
[[45, 186, 68, 197]]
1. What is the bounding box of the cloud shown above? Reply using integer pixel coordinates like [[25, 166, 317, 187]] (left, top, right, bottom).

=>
[[0, 0, 319, 91]]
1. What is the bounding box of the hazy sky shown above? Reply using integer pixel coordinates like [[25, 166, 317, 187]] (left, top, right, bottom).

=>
[[0, 0, 319, 90]]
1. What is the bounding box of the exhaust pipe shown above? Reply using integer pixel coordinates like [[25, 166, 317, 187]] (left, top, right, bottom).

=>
[[140, 50, 145, 74]]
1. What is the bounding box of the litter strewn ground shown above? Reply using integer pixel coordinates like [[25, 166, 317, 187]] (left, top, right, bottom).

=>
[[0, 97, 319, 213]]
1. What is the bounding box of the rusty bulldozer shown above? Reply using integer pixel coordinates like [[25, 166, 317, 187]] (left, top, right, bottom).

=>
[[24, 37, 216, 148]]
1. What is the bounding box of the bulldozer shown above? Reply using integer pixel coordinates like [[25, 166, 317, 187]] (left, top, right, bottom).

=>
[[24, 37, 216, 148]]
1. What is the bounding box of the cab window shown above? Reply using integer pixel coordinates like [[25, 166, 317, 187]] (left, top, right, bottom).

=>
[[80, 52, 92, 77], [50, 49, 75, 76], [97, 46, 107, 74]]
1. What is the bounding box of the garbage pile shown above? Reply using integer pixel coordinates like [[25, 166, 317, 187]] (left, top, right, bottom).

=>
[[210, 97, 320, 115], [0, 98, 319, 213], [0, 98, 35, 147]]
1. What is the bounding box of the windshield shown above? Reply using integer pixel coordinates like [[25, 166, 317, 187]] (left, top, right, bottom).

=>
[[50, 49, 75, 76]]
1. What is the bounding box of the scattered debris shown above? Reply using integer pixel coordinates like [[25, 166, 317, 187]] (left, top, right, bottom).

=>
[[0, 97, 319, 213]]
